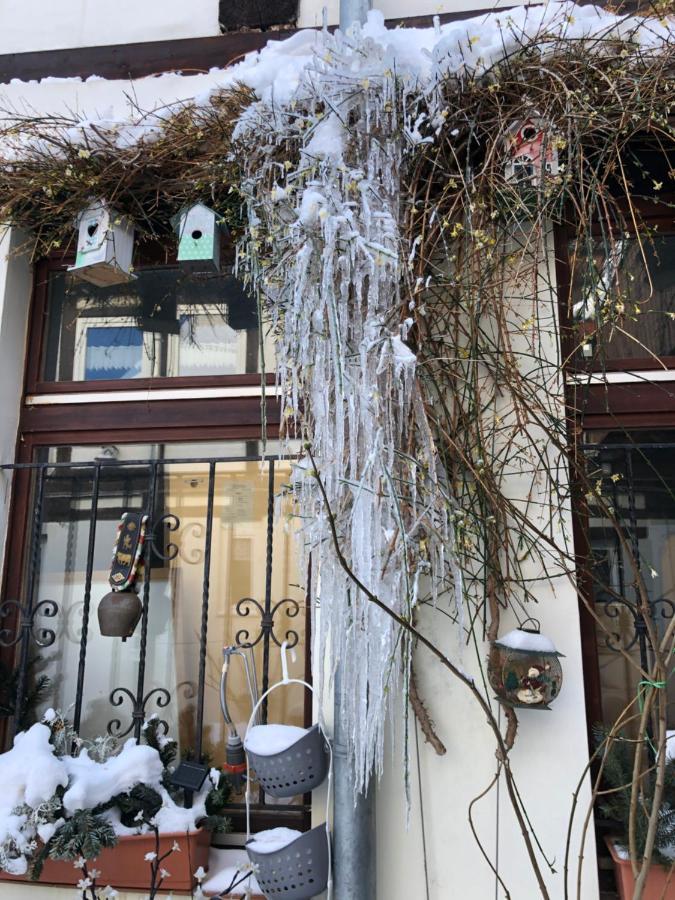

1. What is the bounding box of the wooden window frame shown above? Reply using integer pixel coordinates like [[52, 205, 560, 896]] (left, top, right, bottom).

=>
[[0, 248, 306, 834], [556, 198, 675, 735], [25, 253, 276, 397]]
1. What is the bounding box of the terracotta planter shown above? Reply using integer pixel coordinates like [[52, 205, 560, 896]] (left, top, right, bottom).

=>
[[606, 836, 675, 900], [0, 828, 210, 892]]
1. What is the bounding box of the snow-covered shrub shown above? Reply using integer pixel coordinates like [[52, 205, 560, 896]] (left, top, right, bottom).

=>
[[0, 711, 231, 878]]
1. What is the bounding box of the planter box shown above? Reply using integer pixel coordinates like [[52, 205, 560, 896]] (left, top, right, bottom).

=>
[[606, 836, 675, 900], [0, 828, 210, 892]]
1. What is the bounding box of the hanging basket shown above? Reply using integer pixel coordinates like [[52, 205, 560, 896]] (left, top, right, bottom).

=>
[[243, 643, 333, 900], [246, 825, 330, 900], [245, 723, 330, 799]]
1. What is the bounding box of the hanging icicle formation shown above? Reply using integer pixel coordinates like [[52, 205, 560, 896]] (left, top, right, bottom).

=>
[[236, 25, 462, 790]]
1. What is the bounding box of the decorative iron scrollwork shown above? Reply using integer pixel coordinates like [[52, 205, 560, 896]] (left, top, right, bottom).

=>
[[0, 598, 58, 649], [235, 596, 300, 649], [107, 686, 171, 738], [147, 514, 180, 562], [598, 594, 675, 654]]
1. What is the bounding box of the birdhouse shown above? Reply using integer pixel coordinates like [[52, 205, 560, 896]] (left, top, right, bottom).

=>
[[68, 200, 135, 287], [504, 117, 559, 188], [488, 620, 564, 710], [172, 204, 228, 273]]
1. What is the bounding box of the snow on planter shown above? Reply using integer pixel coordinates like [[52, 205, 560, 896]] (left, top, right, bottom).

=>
[[244, 724, 307, 756], [0, 725, 68, 874], [0, 723, 216, 876], [247, 828, 303, 854]]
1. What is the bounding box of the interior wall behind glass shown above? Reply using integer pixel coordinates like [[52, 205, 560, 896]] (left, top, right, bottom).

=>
[[28, 443, 305, 763]]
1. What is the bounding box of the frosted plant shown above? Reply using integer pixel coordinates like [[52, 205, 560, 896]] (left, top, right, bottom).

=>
[[237, 23, 462, 792]]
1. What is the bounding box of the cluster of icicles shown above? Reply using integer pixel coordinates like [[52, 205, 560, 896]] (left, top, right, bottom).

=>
[[237, 24, 462, 793]]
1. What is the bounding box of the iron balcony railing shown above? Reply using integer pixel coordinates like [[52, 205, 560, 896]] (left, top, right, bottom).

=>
[[0, 453, 309, 831]]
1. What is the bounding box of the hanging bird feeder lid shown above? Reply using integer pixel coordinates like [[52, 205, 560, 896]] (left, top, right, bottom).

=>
[[493, 622, 564, 657]]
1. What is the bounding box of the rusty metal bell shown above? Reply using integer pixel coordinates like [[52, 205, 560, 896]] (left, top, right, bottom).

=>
[[98, 589, 142, 640]]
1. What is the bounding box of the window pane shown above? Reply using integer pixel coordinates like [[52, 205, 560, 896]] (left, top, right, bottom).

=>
[[41, 268, 275, 382], [570, 234, 675, 364], [23, 442, 305, 797], [584, 431, 675, 733]]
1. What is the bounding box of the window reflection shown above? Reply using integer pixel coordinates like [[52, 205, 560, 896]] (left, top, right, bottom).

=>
[[41, 268, 275, 382], [29, 442, 305, 788], [570, 234, 675, 364], [586, 431, 675, 733]]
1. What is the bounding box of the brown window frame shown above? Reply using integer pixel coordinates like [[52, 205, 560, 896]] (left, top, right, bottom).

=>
[[25, 249, 276, 397], [557, 198, 675, 733]]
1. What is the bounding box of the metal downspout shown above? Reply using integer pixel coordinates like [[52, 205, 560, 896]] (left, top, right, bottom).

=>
[[333, 666, 376, 899], [332, 3, 376, 898], [339, 0, 371, 29]]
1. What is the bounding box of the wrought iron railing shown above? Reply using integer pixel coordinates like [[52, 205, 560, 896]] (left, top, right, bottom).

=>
[[0, 453, 308, 831]]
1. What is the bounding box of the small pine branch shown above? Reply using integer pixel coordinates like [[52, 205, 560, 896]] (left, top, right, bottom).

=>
[[47, 810, 117, 862]]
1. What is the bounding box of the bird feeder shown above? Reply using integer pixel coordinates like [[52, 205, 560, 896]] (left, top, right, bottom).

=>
[[172, 203, 228, 273], [488, 620, 564, 710], [504, 117, 559, 188], [68, 200, 135, 287], [98, 512, 148, 640]]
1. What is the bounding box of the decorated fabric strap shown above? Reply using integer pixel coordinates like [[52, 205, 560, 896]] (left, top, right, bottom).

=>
[[109, 512, 149, 592]]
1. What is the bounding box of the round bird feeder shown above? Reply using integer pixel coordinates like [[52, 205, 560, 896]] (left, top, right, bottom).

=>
[[246, 826, 330, 900], [488, 619, 564, 710]]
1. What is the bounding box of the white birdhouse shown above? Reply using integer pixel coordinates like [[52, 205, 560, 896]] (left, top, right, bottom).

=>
[[504, 117, 559, 188], [172, 204, 227, 273], [68, 200, 135, 287]]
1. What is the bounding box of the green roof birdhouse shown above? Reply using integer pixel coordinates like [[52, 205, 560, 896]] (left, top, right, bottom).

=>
[[68, 199, 135, 287], [172, 203, 228, 273]]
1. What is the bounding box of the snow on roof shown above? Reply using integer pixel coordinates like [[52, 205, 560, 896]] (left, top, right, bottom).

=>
[[1, 2, 673, 159]]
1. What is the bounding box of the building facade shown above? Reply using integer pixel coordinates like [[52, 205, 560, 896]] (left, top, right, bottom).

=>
[[0, 2, 672, 899]]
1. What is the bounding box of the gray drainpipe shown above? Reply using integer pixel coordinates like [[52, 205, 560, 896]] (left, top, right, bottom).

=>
[[333, 667, 376, 899], [332, 4, 375, 899], [339, 0, 371, 29]]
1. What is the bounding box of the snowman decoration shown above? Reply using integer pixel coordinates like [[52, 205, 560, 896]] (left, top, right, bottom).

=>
[[516, 663, 552, 705]]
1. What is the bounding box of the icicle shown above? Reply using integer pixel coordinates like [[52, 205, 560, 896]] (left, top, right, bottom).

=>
[[237, 23, 463, 797]]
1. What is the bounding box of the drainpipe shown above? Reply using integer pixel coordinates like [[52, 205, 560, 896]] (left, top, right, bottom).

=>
[[339, 0, 371, 30], [332, 2, 375, 898], [333, 667, 376, 899]]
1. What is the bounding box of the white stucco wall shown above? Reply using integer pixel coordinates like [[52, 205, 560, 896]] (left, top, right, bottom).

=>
[[369, 235, 598, 900], [0, 0, 221, 54], [0, 0, 529, 56]]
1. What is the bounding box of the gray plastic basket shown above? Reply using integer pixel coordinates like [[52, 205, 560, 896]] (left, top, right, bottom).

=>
[[246, 723, 330, 799], [246, 824, 330, 900]]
